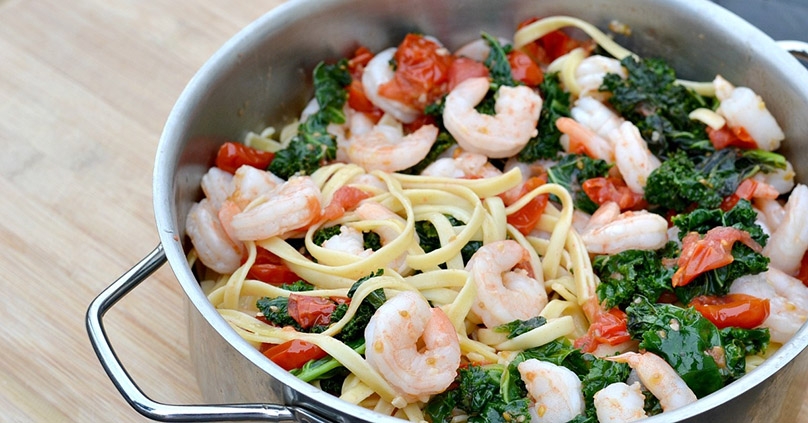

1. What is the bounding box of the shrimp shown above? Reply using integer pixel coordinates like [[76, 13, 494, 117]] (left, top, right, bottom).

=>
[[753, 160, 796, 195], [517, 359, 585, 423], [185, 198, 244, 274], [580, 201, 669, 254], [594, 382, 647, 423], [364, 291, 461, 404], [606, 352, 697, 412], [228, 165, 284, 209], [609, 121, 661, 194], [200, 167, 233, 210], [754, 197, 785, 234], [466, 240, 548, 328], [575, 55, 627, 99], [762, 184, 808, 275], [443, 77, 543, 158], [361, 48, 420, 123], [346, 113, 439, 172], [714, 75, 785, 151], [556, 117, 614, 162], [571, 96, 624, 141], [730, 268, 808, 343], [421, 151, 501, 179], [229, 176, 323, 241], [320, 225, 371, 258]]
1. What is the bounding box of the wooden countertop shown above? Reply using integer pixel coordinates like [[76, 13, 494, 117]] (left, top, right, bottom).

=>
[[0, 0, 805, 421]]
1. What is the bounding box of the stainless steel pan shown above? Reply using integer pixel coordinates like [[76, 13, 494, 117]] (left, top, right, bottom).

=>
[[87, 0, 808, 421]]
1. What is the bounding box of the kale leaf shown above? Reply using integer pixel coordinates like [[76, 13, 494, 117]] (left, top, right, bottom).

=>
[[517, 72, 571, 161], [626, 296, 769, 397], [332, 270, 386, 342], [415, 216, 482, 266], [645, 147, 788, 213], [546, 154, 612, 214], [671, 201, 770, 303], [312, 225, 342, 246], [601, 56, 712, 158], [268, 60, 352, 179], [425, 364, 531, 423], [494, 316, 548, 339], [594, 245, 677, 309], [512, 339, 630, 423], [671, 199, 768, 246], [290, 338, 365, 383], [627, 297, 724, 397]]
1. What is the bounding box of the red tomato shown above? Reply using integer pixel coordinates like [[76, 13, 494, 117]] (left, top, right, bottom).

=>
[[403, 114, 438, 134], [575, 301, 632, 353], [690, 293, 770, 329], [707, 125, 757, 150], [347, 46, 374, 79], [582, 176, 647, 211], [215, 142, 275, 174], [673, 227, 763, 287], [517, 18, 587, 65], [447, 56, 489, 91], [245, 247, 303, 285], [261, 339, 327, 371], [348, 80, 381, 116], [797, 251, 808, 287], [320, 185, 371, 221], [287, 293, 338, 329], [507, 176, 549, 235], [378, 34, 453, 110], [719, 178, 779, 211], [507, 50, 543, 86]]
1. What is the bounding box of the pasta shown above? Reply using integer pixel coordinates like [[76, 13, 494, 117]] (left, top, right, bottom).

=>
[[185, 15, 808, 422]]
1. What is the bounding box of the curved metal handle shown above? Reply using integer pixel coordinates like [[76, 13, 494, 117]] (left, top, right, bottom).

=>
[[777, 40, 808, 61], [86, 245, 331, 423]]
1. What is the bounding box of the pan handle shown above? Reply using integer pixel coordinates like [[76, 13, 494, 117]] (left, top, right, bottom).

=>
[[777, 40, 808, 62], [86, 245, 332, 423]]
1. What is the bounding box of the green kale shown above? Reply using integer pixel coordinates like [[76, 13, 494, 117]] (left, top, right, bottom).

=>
[[333, 270, 386, 341], [671, 201, 770, 304], [594, 245, 676, 309], [415, 216, 482, 266], [279, 280, 315, 292], [626, 296, 769, 397], [720, 326, 770, 382], [425, 364, 531, 423], [627, 297, 724, 397], [494, 316, 547, 339], [312, 225, 342, 246], [517, 72, 571, 161], [512, 338, 590, 377], [671, 199, 768, 246], [645, 148, 786, 213], [601, 56, 712, 158], [482, 32, 516, 89], [290, 338, 365, 383], [363, 231, 382, 251], [312, 225, 382, 251], [674, 244, 770, 305], [644, 151, 722, 212], [268, 60, 352, 179], [512, 339, 630, 423], [256, 296, 298, 329], [546, 154, 612, 214]]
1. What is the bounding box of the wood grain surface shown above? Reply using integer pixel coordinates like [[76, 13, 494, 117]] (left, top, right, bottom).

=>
[[0, 0, 805, 422]]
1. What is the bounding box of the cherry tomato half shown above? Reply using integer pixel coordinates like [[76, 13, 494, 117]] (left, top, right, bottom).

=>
[[507, 176, 549, 235], [261, 339, 327, 371], [215, 142, 274, 174], [673, 227, 763, 287], [690, 293, 770, 329]]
